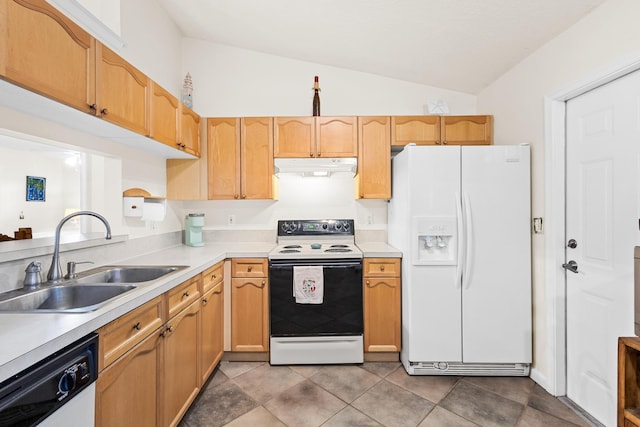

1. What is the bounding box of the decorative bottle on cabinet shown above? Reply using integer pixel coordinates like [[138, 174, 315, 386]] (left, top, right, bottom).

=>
[[312, 76, 320, 116]]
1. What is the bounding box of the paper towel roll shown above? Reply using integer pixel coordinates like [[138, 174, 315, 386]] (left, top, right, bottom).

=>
[[141, 201, 165, 221]]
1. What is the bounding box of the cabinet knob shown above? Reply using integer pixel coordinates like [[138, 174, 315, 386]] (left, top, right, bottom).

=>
[[88, 104, 97, 115], [380, 265, 385, 271], [211, 274, 217, 280], [242, 194, 246, 199], [166, 325, 174, 333], [202, 298, 208, 305], [183, 290, 190, 298], [247, 266, 253, 272], [100, 108, 108, 116], [309, 152, 314, 157], [435, 140, 441, 145], [132, 321, 141, 330], [234, 194, 239, 199], [442, 140, 448, 145], [366, 280, 370, 286]]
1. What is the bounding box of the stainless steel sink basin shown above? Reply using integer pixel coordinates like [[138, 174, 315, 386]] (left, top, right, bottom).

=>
[[74, 265, 187, 284], [0, 284, 136, 313]]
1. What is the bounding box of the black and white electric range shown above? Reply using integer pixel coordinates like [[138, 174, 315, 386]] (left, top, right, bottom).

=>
[[268, 219, 364, 365]]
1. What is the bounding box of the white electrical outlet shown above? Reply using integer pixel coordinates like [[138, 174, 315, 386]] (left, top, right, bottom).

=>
[[228, 215, 236, 225], [367, 215, 373, 225]]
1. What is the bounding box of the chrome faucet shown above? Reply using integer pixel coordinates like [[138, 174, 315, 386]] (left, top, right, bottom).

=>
[[46, 211, 112, 283]]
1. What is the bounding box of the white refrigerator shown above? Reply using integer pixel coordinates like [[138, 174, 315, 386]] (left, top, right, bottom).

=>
[[388, 144, 531, 375]]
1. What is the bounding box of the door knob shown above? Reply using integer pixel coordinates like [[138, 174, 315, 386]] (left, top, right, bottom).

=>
[[562, 260, 579, 273], [567, 239, 577, 249]]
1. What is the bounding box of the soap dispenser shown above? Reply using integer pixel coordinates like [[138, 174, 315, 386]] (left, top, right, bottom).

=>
[[23, 261, 42, 288]]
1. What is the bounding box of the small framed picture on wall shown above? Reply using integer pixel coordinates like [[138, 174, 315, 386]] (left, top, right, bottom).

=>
[[26, 176, 46, 202]]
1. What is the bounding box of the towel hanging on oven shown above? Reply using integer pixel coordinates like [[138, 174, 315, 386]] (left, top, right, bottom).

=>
[[293, 266, 324, 304]]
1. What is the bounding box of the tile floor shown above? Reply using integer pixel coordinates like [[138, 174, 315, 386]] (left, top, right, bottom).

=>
[[180, 361, 597, 427]]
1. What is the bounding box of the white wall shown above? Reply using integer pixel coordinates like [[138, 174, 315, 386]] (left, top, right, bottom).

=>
[[118, 0, 183, 96], [182, 39, 477, 117], [182, 175, 388, 233], [0, 147, 77, 237], [476, 0, 640, 390]]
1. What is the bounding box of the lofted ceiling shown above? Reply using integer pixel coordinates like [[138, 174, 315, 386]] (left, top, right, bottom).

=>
[[158, 0, 606, 94]]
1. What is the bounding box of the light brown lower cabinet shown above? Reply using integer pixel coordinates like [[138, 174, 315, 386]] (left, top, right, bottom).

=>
[[163, 299, 201, 427], [363, 258, 401, 353], [96, 271, 223, 427], [619, 337, 640, 427], [231, 258, 269, 352], [200, 280, 224, 382], [95, 328, 163, 427]]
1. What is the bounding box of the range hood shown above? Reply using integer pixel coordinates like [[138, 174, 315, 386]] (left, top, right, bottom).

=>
[[274, 157, 357, 177]]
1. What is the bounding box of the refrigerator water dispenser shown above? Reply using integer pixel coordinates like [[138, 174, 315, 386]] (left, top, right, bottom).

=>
[[412, 217, 457, 265]]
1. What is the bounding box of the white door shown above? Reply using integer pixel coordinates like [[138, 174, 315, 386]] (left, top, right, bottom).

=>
[[565, 70, 640, 426], [461, 146, 531, 363]]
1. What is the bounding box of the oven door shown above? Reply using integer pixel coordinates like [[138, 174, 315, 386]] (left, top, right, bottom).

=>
[[269, 259, 363, 337]]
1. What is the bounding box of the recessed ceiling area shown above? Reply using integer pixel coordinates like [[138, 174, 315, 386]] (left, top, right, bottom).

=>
[[158, 0, 606, 94]]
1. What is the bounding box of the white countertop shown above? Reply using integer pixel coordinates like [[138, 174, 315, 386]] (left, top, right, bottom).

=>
[[0, 241, 274, 383], [357, 242, 402, 258], [0, 240, 400, 383]]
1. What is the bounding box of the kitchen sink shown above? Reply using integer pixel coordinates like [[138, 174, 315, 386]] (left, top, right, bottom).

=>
[[0, 284, 136, 313], [74, 265, 187, 284]]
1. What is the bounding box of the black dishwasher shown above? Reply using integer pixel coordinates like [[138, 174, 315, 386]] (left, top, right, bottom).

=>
[[0, 333, 98, 426]]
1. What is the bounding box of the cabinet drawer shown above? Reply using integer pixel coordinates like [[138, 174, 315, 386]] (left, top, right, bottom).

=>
[[232, 258, 267, 277], [98, 295, 164, 371], [202, 261, 224, 293], [167, 276, 201, 319], [364, 258, 401, 277]]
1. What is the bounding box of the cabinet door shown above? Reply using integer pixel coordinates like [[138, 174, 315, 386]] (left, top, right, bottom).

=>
[[357, 116, 390, 199], [0, 0, 96, 113], [207, 117, 241, 199], [164, 300, 200, 427], [95, 330, 163, 427], [149, 81, 179, 148], [98, 295, 164, 371], [231, 277, 269, 352], [391, 116, 441, 147], [316, 116, 358, 157], [180, 104, 201, 157], [274, 116, 315, 158], [441, 115, 493, 145], [364, 276, 401, 352], [241, 117, 274, 199], [200, 281, 224, 383], [96, 42, 149, 135]]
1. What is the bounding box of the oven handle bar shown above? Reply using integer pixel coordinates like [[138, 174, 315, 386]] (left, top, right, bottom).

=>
[[269, 260, 363, 269]]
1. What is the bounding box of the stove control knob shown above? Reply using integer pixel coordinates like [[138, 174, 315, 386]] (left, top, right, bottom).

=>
[[336, 223, 342, 229], [322, 223, 328, 230], [343, 222, 350, 230]]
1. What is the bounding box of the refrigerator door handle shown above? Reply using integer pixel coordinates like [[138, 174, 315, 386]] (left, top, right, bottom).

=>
[[463, 192, 473, 288], [455, 192, 464, 288]]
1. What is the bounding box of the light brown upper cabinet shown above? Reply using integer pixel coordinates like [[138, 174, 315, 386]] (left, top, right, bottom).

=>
[[180, 104, 201, 157], [274, 116, 357, 158], [0, 0, 96, 113], [391, 115, 493, 147], [391, 116, 441, 146], [95, 42, 150, 136], [149, 81, 179, 148], [208, 117, 274, 200], [273, 116, 314, 157], [357, 116, 391, 199], [440, 115, 493, 145]]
